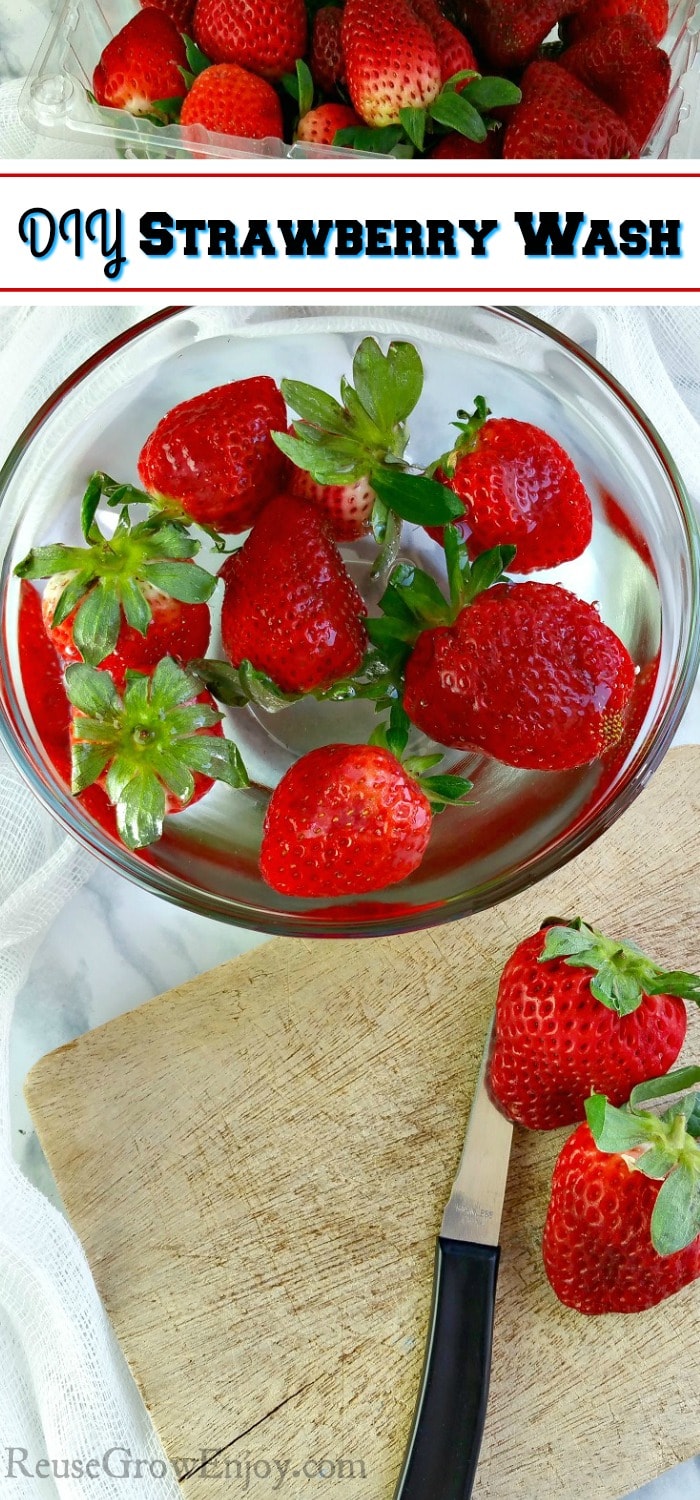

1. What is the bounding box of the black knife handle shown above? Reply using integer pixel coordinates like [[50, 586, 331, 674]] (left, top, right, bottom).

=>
[[393, 1237, 500, 1500]]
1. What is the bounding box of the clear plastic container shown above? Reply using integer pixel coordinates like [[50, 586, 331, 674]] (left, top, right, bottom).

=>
[[20, 0, 700, 160]]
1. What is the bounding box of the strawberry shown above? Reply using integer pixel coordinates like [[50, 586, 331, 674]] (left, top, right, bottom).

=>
[[503, 59, 634, 157], [368, 526, 636, 770], [92, 10, 187, 115], [430, 128, 500, 156], [309, 6, 346, 94], [18, 580, 71, 776], [139, 0, 196, 31], [272, 337, 464, 559], [427, 398, 593, 572], [219, 493, 369, 695], [342, 0, 443, 125], [289, 468, 375, 541], [456, 0, 565, 71], [489, 920, 700, 1130], [138, 376, 290, 534], [566, 0, 669, 44], [259, 709, 472, 897], [14, 479, 214, 686], [543, 1076, 700, 1314], [296, 102, 363, 144], [412, 0, 480, 80], [65, 657, 248, 850], [179, 62, 284, 140], [560, 15, 670, 152], [192, 0, 307, 80]]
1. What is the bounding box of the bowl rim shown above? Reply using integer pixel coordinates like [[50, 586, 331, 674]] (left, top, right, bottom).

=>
[[1, 303, 699, 938]]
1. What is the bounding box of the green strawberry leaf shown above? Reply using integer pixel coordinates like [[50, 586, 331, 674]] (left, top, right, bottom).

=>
[[371, 470, 464, 527], [65, 663, 122, 719], [179, 734, 249, 788], [81, 473, 104, 543], [146, 657, 199, 713], [281, 380, 348, 434], [651, 1163, 700, 1256], [14, 543, 88, 581], [70, 741, 114, 795], [541, 921, 700, 1018], [399, 106, 426, 153], [353, 338, 424, 433], [51, 570, 95, 628], [153, 751, 195, 805], [428, 90, 487, 142], [630, 1068, 700, 1109], [120, 576, 153, 635], [141, 557, 217, 603], [645, 970, 700, 1003], [419, 774, 473, 807], [585, 1095, 656, 1154], [387, 561, 453, 625], [370, 699, 411, 759], [116, 769, 167, 850], [333, 124, 405, 154], [72, 584, 120, 665], [296, 57, 315, 119], [461, 76, 522, 111], [183, 35, 212, 76], [440, 68, 480, 94]]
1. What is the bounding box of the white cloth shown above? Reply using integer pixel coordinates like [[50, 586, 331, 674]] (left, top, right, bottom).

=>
[[1, 307, 700, 1498]]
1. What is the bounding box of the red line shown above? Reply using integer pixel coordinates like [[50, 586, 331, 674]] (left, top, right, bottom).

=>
[[3, 170, 699, 179], [2, 287, 696, 294]]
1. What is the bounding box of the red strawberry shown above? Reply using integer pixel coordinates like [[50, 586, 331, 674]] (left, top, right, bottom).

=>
[[401, 575, 636, 771], [260, 744, 430, 897], [566, 0, 669, 44], [543, 1084, 700, 1314], [66, 657, 248, 850], [192, 0, 307, 79], [342, 0, 442, 126], [455, 0, 564, 71], [93, 10, 187, 115], [489, 920, 697, 1130], [14, 488, 214, 687], [412, 0, 480, 80], [179, 62, 284, 140], [310, 6, 346, 94], [139, 0, 196, 31], [503, 60, 634, 157], [260, 724, 471, 896], [219, 493, 368, 694], [289, 466, 375, 540], [18, 580, 71, 775], [138, 376, 290, 533], [430, 129, 500, 156], [296, 102, 363, 145], [427, 400, 593, 571], [560, 16, 670, 152]]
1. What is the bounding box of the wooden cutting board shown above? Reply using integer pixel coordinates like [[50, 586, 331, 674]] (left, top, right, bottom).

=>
[[26, 746, 700, 1500]]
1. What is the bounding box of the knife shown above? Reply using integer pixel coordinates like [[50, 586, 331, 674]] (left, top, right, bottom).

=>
[[394, 1022, 513, 1500]]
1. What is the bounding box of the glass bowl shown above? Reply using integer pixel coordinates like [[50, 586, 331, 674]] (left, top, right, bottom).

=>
[[0, 305, 698, 938]]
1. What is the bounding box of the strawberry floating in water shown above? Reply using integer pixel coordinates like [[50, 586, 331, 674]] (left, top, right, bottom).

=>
[[368, 521, 636, 770], [489, 918, 700, 1130], [218, 493, 369, 695], [14, 476, 215, 687], [543, 1070, 700, 1314], [427, 397, 593, 572], [260, 704, 472, 897], [66, 656, 248, 850], [138, 375, 291, 535]]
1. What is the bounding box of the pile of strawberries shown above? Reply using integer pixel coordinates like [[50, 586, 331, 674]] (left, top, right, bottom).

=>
[[16, 334, 642, 897], [90, 0, 671, 158], [488, 916, 700, 1315]]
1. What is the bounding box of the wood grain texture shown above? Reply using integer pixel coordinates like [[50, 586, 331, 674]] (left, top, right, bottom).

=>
[[26, 746, 700, 1500]]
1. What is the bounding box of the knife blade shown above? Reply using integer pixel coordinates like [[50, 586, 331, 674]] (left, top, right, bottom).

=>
[[394, 1021, 513, 1500]]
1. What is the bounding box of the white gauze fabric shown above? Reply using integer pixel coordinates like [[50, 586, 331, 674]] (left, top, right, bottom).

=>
[[0, 307, 699, 1498]]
